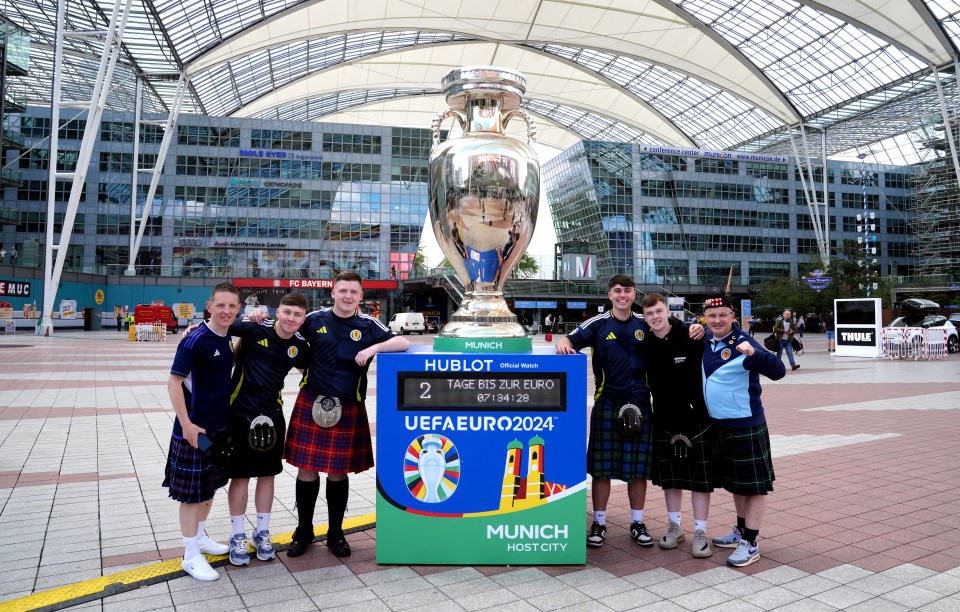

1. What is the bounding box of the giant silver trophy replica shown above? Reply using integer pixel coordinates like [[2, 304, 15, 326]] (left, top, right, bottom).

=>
[[429, 66, 540, 350]]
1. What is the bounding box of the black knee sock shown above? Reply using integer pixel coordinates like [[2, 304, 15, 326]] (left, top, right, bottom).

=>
[[742, 528, 759, 546], [326, 478, 349, 536], [295, 478, 321, 533], [736, 516, 746, 533]]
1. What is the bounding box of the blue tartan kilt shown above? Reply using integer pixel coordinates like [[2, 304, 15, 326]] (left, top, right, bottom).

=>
[[283, 389, 374, 474], [587, 396, 654, 481], [162, 435, 228, 503], [715, 422, 775, 495]]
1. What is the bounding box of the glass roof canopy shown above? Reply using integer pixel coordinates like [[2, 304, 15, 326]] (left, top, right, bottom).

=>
[[3, 0, 960, 159]]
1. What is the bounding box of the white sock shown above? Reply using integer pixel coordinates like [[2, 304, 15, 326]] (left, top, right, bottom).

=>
[[256, 513, 270, 533], [668, 511, 682, 525], [631, 509, 644, 523], [197, 520, 208, 539], [231, 515, 245, 536], [694, 519, 708, 533], [183, 534, 200, 559], [594, 511, 606, 526]]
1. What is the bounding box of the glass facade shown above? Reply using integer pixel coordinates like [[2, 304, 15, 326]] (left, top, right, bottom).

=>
[[1, 108, 431, 279], [543, 141, 917, 289]]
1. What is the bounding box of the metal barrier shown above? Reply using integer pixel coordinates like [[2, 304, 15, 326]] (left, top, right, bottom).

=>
[[923, 328, 948, 360], [134, 323, 167, 342], [881, 327, 947, 360]]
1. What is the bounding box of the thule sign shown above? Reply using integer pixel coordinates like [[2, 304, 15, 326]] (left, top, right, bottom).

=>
[[839, 328, 875, 346], [834, 298, 882, 358]]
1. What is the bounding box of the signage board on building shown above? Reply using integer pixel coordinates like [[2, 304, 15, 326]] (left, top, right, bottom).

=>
[[560, 254, 596, 281], [0, 280, 31, 297]]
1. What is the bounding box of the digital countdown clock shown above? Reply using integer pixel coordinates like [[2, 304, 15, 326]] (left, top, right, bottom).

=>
[[398, 372, 566, 411]]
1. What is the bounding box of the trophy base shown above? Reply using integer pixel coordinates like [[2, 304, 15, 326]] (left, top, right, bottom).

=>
[[434, 335, 532, 353]]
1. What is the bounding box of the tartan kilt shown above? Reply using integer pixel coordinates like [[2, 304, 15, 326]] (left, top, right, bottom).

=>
[[284, 389, 374, 474], [714, 422, 775, 495], [587, 396, 654, 481], [162, 436, 228, 503], [651, 424, 715, 492]]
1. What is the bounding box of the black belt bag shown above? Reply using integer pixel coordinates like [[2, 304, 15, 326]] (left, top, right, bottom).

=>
[[247, 414, 277, 452], [210, 429, 232, 467], [617, 403, 644, 438]]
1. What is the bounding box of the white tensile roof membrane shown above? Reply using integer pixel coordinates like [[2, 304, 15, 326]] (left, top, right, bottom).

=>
[[3, 0, 960, 156]]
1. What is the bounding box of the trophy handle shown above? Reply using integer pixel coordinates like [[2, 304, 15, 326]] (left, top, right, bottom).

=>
[[432, 109, 466, 146], [501, 109, 538, 144]]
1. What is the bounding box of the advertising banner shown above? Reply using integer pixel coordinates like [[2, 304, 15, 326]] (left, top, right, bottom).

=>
[[59, 300, 77, 320], [376, 349, 587, 565], [834, 298, 882, 357]]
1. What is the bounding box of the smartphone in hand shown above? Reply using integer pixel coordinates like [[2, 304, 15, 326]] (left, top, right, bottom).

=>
[[197, 433, 213, 452]]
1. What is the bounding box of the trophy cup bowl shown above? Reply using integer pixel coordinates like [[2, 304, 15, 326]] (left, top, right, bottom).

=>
[[429, 66, 540, 340]]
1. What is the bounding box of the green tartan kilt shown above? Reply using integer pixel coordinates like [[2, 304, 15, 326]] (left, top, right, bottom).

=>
[[715, 422, 775, 495], [587, 396, 654, 481]]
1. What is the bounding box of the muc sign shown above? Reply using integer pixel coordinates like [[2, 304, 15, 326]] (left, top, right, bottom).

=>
[[0, 280, 30, 297]]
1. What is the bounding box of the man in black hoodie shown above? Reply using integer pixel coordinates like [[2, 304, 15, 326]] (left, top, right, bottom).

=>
[[639, 293, 714, 559]]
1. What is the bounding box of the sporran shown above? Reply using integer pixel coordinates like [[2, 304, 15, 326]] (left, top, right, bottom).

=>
[[617, 403, 644, 438], [247, 414, 277, 452], [312, 395, 342, 428]]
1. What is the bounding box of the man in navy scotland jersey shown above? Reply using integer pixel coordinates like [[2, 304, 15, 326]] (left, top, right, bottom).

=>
[[556, 275, 658, 549], [164, 282, 241, 581], [701, 295, 785, 568], [224, 292, 310, 566], [285, 271, 409, 558]]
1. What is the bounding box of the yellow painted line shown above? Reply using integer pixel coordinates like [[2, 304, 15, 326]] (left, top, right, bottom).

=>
[[0, 514, 376, 612]]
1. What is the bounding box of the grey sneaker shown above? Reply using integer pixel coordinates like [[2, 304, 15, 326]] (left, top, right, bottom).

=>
[[692, 529, 713, 558], [587, 521, 607, 548], [253, 529, 275, 561], [630, 521, 654, 547], [658, 521, 685, 549], [229, 533, 250, 566], [726, 539, 760, 567], [712, 525, 741, 549]]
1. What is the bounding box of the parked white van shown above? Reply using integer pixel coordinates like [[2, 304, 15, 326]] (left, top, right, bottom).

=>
[[389, 312, 425, 335]]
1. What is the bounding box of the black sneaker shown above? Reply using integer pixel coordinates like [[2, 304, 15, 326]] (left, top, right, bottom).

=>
[[586, 521, 606, 548], [286, 526, 314, 558], [326, 531, 351, 558], [630, 521, 654, 547]]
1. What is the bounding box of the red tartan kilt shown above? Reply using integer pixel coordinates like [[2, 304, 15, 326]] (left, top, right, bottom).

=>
[[283, 389, 374, 474]]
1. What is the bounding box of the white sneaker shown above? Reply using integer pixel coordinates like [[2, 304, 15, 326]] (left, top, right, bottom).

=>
[[197, 535, 229, 555], [181, 555, 220, 581]]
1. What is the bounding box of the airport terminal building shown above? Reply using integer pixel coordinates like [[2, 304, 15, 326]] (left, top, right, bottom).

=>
[[2, 107, 433, 285], [543, 141, 918, 294]]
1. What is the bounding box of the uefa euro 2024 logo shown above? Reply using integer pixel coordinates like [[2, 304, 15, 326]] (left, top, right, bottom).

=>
[[404, 434, 460, 503]]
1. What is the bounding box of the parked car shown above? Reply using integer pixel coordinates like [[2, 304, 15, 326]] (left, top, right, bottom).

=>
[[389, 312, 425, 335], [885, 314, 960, 353], [948, 313, 960, 331]]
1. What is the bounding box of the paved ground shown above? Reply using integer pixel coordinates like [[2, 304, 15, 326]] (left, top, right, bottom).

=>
[[1, 329, 959, 611]]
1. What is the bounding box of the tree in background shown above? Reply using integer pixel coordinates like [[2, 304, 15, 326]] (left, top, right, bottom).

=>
[[412, 245, 427, 276]]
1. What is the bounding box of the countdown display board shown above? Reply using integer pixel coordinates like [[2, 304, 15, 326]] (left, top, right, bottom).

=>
[[376, 348, 587, 565]]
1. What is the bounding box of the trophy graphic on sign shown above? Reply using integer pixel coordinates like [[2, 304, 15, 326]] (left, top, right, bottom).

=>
[[429, 66, 540, 347], [418, 437, 447, 504]]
